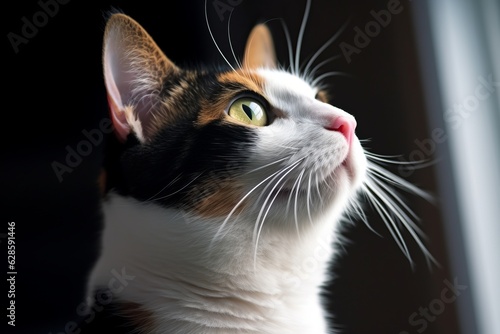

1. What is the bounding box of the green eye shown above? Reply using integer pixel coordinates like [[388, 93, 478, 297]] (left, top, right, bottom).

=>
[[228, 98, 268, 126]]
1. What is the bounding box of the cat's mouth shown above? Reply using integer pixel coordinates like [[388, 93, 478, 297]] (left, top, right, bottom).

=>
[[341, 156, 354, 178], [268, 155, 354, 203]]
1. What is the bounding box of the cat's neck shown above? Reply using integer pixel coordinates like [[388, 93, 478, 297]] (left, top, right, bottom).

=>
[[89, 192, 340, 333]]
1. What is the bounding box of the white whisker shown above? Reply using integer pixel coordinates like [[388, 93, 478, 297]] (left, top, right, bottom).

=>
[[365, 151, 438, 169], [153, 173, 203, 201], [204, 0, 235, 71], [365, 153, 408, 164], [274, 144, 301, 151], [254, 160, 300, 206], [306, 171, 314, 225], [311, 71, 351, 87], [303, 18, 351, 78], [294, 168, 306, 238], [253, 161, 301, 267], [287, 168, 306, 240], [371, 179, 436, 255], [323, 173, 335, 192], [363, 184, 413, 265], [307, 55, 342, 83], [244, 157, 289, 175], [211, 168, 284, 247], [350, 197, 382, 237], [315, 173, 324, 206], [145, 174, 182, 202], [369, 175, 423, 230], [280, 19, 295, 73], [364, 177, 439, 267], [212, 158, 303, 249], [367, 162, 434, 202], [286, 168, 304, 214], [294, 0, 312, 75], [227, 10, 241, 69], [254, 159, 304, 236]]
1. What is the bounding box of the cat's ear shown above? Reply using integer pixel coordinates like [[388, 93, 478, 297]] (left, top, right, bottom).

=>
[[243, 24, 277, 70], [103, 13, 179, 143]]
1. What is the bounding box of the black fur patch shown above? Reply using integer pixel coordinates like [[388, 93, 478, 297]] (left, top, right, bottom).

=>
[[106, 69, 257, 210]]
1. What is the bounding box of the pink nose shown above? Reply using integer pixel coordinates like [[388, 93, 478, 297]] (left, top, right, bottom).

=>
[[326, 116, 357, 145]]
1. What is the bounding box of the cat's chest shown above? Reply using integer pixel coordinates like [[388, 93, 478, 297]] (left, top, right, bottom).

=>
[[88, 193, 338, 333]]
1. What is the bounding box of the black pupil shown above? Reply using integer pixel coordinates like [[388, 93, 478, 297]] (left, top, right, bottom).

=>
[[242, 104, 253, 120]]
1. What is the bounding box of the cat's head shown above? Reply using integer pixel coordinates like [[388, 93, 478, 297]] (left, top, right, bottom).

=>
[[102, 13, 366, 233]]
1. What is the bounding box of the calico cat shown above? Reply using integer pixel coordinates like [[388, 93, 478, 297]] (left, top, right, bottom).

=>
[[86, 6, 434, 334]]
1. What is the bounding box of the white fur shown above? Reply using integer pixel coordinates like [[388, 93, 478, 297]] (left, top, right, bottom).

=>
[[89, 70, 367, 333], [90, 193, 337, 333]]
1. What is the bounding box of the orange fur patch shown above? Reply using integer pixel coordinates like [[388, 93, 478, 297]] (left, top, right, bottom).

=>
[[315, 90, 330, 103], [191, 180, 246, 218], [217, 70, 265, 93]]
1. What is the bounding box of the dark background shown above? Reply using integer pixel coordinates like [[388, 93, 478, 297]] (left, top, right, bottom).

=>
[[3, 0, 459, 333]]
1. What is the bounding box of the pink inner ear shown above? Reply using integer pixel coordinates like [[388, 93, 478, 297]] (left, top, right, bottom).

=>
[[107, 94, 130, 142], [104, 44, 133, 142], [243, 24, 277, 70]]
